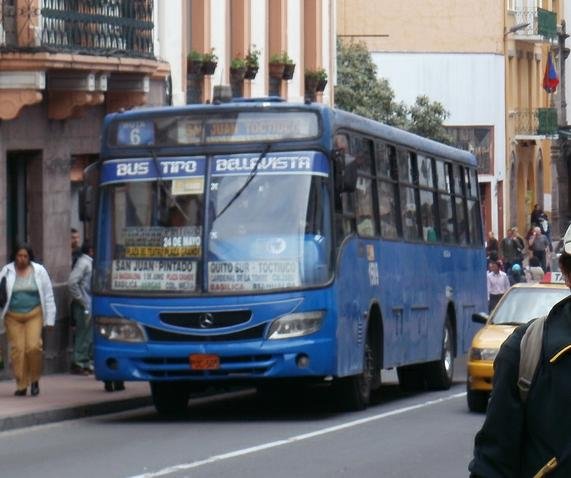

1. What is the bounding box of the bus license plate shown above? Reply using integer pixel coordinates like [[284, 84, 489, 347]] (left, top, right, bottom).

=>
[[189, 354, 220, 370]]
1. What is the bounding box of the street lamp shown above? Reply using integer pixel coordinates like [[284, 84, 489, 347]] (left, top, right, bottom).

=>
[[505, 22, 530, 36]]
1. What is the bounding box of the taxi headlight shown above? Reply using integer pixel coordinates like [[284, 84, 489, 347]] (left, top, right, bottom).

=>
[[267, 311, 324, 340], [470, 347, 498, 361], [95, 317, 147, 343]]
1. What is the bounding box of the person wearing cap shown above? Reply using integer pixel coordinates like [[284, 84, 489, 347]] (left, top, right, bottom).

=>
[[469, 225, 571, 478]]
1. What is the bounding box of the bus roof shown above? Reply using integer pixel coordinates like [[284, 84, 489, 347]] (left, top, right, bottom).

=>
[[104, 99, 477, 166]]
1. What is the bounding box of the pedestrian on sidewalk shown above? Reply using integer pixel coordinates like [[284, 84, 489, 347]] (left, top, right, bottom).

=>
[[68, 241, 94, 375], [529, 226, 550, 271], [67, 241, 125, 392], [487, 260, 510, 312], [0, 243, 56, 397]]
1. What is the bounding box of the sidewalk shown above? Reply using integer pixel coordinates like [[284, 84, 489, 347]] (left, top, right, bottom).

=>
[[0, 374, 152, 432]]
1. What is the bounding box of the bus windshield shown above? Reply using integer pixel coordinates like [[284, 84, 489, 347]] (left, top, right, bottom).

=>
[[94, 151, 333, 294]]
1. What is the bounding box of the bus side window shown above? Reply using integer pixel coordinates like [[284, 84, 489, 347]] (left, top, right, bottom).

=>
[[376, 143, 399, 239], [435, 160, 455, 244], [453, 165, 468, 245], [466, 169, 482, 245], [417, 155, 438, 242], [353, 138, 376, 237], [334, 132, 356, 244], [398, 149, 421, 241]]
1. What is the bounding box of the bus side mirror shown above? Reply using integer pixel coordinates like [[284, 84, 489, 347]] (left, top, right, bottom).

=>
[[79, 162, 100, 222]]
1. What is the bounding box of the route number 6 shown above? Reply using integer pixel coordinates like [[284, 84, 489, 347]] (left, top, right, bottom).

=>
[[130, 127, 141, 145]]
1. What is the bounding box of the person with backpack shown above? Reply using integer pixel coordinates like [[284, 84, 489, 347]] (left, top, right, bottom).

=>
[[469, 225, 571, 478]]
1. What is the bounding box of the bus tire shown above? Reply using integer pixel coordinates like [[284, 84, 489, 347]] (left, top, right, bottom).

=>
[[150, 381, 190, 416], [397, 364, 425, 391], [425, 319, 455, 390], [335, 337, 373, 411], [467, 384, 489, 413]]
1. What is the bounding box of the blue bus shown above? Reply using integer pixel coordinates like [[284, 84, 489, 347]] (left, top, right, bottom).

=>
[[85, 98, 487, 414]]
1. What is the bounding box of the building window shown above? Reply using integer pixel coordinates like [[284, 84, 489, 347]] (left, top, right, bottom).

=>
[[445, 126, 493, 175]]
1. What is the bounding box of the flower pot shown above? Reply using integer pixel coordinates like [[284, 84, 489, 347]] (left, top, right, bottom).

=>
[[230, 67, 246, 81], [187, 59, 203, 76], [201, 60, 217, 75], [305, 77, 319, 101], [269, 62, 286, 79], [316, 78, 328, 92], [244, 65, 258, 80], [282, 63, 296, 80]]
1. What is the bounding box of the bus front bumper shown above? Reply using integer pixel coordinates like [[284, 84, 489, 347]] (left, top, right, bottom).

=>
[[94, 338, 335, 382]]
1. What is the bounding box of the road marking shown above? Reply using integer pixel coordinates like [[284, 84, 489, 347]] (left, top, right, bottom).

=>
[[128, 392, 466, 478]]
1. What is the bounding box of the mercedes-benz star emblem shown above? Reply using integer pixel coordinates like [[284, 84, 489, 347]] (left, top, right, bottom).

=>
[[199, 313, 215, 328]]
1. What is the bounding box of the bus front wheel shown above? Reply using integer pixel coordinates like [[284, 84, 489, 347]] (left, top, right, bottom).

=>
[[425, 319, 455, 390], [150, 381, 190, 416], [335, 338, 373, 411]]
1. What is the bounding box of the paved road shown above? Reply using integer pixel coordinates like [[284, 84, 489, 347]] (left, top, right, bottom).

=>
[[0, 357, 486, 478]]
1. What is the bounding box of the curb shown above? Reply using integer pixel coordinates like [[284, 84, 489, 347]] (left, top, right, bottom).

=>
[[0, 395, 153, 433]]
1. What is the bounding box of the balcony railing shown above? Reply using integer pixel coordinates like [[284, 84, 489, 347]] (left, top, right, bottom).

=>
[[512, 108, 558, 137], [510, 7, 557, 40], [0, 0, 154, 58]]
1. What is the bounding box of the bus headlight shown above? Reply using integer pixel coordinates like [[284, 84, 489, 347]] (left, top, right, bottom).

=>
[[267, 311, 324, 340], [470, 347, 498, 361], [95, 317, 147, 343]]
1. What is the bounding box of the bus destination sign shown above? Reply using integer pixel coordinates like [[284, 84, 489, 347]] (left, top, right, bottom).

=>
[[112, 111, 319, 146]]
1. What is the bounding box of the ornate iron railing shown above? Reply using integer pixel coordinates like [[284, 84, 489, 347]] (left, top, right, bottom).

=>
[[512, 108, 558, 137], [511, 7, 557, 40], [0, 0, 154, 58]]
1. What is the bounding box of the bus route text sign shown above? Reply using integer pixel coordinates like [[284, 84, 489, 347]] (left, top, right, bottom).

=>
[[208, 260, 300, 292], [111, 259, 197, 291]]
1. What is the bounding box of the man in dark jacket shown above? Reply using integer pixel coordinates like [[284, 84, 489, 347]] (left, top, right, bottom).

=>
[[469, 228, 571, 478]]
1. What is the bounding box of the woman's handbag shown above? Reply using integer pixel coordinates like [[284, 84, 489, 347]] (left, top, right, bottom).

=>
[[0, 276, 7, 309]]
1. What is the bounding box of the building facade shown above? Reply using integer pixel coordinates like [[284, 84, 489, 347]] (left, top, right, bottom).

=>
[[337, 0, 566, 242], [0, 0, 169, 375], [158, 0, 335, 107]]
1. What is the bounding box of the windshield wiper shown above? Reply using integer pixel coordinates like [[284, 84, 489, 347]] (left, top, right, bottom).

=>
[[213, 144, 271, 221]]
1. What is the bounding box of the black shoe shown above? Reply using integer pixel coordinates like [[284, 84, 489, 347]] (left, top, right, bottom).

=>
[[31, 381, 39, 396], [113, 381, 125, 392], [104, 381, 114, 392], [14, 388, 27, 396]]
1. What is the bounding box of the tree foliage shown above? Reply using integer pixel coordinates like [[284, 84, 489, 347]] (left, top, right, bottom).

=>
[[335, 40, 451, 144]]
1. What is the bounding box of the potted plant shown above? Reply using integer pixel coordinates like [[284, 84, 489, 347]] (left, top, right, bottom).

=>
[[269, 52, 286, 79], [315, 68, 328, 92], [281, 52, 296, 80], [244, 45, 260, 80], [230, 55, 247, 83], [187, 49, 203, 76], [304, 68, 321, 100], [201, 48, 218, 75]]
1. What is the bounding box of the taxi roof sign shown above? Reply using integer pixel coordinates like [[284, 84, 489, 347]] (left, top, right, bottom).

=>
[[541, 271, 566, 284]]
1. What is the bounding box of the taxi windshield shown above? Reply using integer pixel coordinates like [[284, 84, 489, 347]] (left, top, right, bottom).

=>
[[492, 287, 570, 325]]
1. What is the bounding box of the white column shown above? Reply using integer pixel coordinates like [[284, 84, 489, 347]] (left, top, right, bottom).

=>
[[157, 0, 185, 105], [211, 0, 228, 88], [250, 0, 267, 98], [286, 0, 303, 102]]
